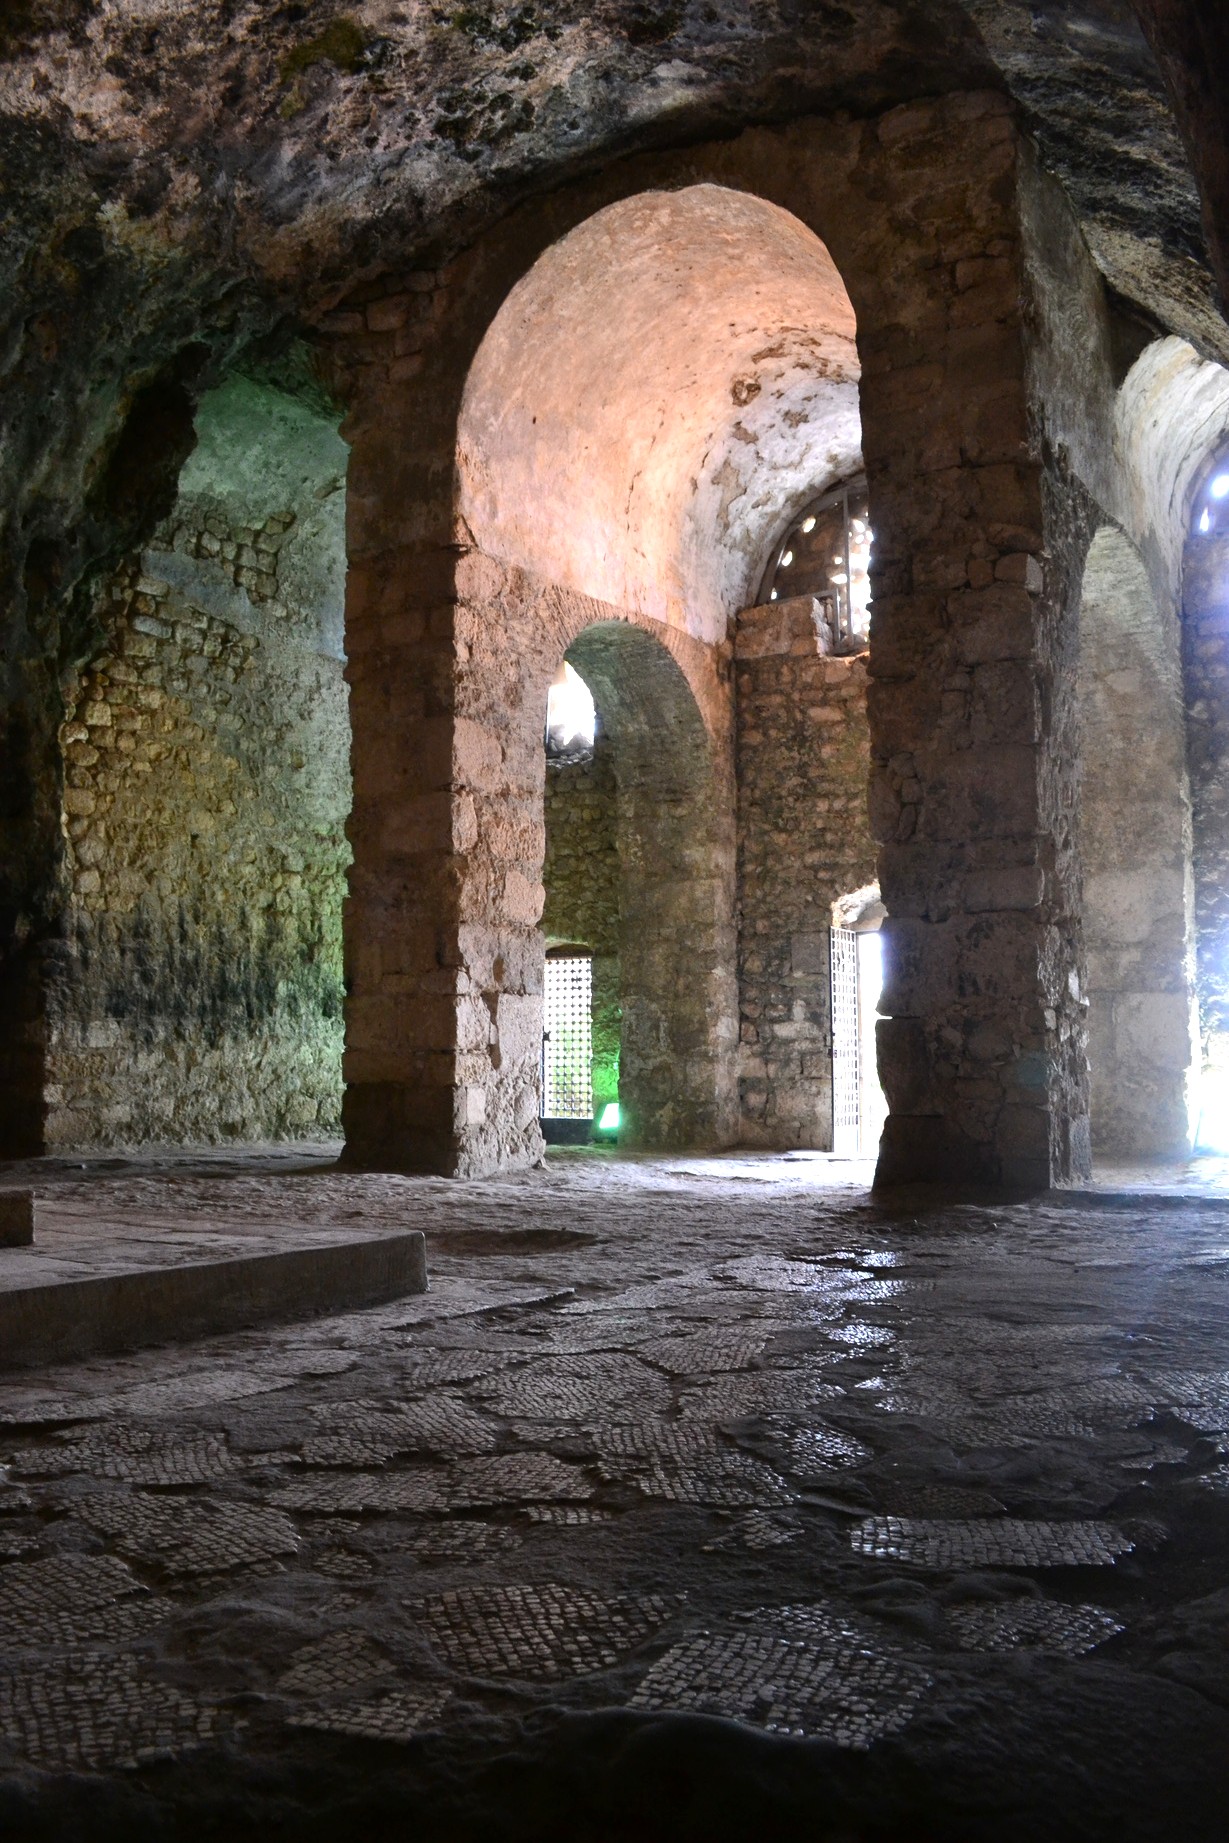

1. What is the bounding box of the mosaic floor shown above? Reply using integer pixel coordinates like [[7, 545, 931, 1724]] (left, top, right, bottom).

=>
[[0, 1147, 1227, 1841]]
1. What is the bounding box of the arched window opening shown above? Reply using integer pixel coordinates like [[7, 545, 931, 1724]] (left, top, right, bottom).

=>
[[1193, 452, 1229, 538], [1183, 462, 1229, 1152], [542, 656, 619, 1146], [759, 474, 873, 654], [830, 884, 886, 1156], [545, 661, 596, 760]]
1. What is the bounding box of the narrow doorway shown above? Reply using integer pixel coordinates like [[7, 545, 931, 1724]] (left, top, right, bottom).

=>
[[541, 948, 594, 1144], [831, 887, 887, 1156]]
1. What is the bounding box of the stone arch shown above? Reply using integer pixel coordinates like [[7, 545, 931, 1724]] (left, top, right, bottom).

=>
[[457, 184, 861, 644], [338, 98, 1091, 1186], [1077, 523, 1196, 1160]]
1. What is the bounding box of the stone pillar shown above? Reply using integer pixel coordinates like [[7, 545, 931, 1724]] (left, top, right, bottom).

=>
[[862, 102, 1091, 1192], [341, 502, 549, 1174], [335, 277, 547, 1175]]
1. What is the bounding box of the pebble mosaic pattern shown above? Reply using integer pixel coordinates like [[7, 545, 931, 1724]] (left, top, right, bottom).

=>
[[1146, 1371, 1229, 1429], [272, 1472, 444, 1515], [704, 1511, 802, 1551], [2, 1153, 1227, 1810], [638, 1331, 766, 1375], [829, 1323, 897, 1349], [850, 1517, 1136, 1568], [470, 1354, 671, 1420], [0, 1554, 176, 1651], [400, 1520, 524, 1562], [947, 1599, 1125, 1655], [11, 1423, 242, 1485], [0, 1652, 217, 1770], [439, 1455, 594, 1507], [678, 1371, 845, 1420], [313, 1547, 376, 1580], [875, 1485, 1007, 1518], [771, 1423, 874, 1474], [630, 1601, 931, 1746], [299, 1397, 497, 1465], [0, 1553, 141, 1624], [633, 1452, 798, 1509], [398, 1352, 513, 1387], [524, 1505, 613, 1525], [277, 1630, 389, 1699], [289, 1686, 451, 1741], [407, 1584, 678, 1679], [81, 1494, 302, 1573], [593, 1422, 721, 1465]]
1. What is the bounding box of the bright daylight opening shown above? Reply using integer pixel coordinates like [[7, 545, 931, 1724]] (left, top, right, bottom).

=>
[[545, 661, 596, 755], [830, 886, 887, 1155]]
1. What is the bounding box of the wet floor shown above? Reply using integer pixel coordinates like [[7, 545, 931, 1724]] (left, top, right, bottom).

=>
[[1, 1148, 1228, 1841]]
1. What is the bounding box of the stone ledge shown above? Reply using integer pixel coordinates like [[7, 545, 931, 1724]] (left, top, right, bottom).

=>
[[0, 1210, 427, 1369]]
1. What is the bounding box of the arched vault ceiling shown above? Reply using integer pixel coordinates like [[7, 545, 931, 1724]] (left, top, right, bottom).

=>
[[458, 186, 860, 639]]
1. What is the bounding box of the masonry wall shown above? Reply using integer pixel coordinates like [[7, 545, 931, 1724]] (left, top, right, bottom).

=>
[[542, 737, 620, 1114], [45, 377, 351, 1148], [1079, 526, 1195, 1159], [735, 595, 876, 1146], [1184, 529, 1229, 1093]]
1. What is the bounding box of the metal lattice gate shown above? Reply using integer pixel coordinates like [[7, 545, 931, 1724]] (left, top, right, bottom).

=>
[[831, 926, 860, 1155], [542, 955, 594, 1120]]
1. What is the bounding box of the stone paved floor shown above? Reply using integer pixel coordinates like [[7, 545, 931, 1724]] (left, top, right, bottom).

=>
[[1, 1147, 1228, 1841]]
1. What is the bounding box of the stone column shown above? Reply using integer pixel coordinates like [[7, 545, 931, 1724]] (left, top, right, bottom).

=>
[[860, 99, 1092, 1191], [341, 416, 548, 1175], [334, 277, 546, 1176]]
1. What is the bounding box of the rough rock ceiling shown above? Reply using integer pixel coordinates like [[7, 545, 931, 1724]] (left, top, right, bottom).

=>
[[0, 0, 1217, 344], [0, 0, 1223, 696]]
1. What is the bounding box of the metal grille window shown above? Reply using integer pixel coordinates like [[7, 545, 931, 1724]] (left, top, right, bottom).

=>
[[542, 954, 594, 1119], [830, 926, 860, 1155]]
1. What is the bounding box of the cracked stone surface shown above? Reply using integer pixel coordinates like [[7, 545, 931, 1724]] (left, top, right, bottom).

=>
[[0, 1148, 1227, 1840]]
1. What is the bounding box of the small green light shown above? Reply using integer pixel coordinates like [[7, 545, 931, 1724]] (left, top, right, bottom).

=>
[[597, 1102, 620, 1132]]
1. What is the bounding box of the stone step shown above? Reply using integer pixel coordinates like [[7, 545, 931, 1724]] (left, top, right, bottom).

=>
[[0, 1204, 427, 1369]]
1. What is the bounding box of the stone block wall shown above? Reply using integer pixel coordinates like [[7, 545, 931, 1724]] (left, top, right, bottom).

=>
[[542, 738, 620, 1116], [46, 494, 351, 1148], [1184, 530, 1229, 1089], [735, 596, 877, 1146], [1079, 525, 1195, 1160]]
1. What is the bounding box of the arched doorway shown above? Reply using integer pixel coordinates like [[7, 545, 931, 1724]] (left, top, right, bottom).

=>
[[449, 183, 866, 1161]]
